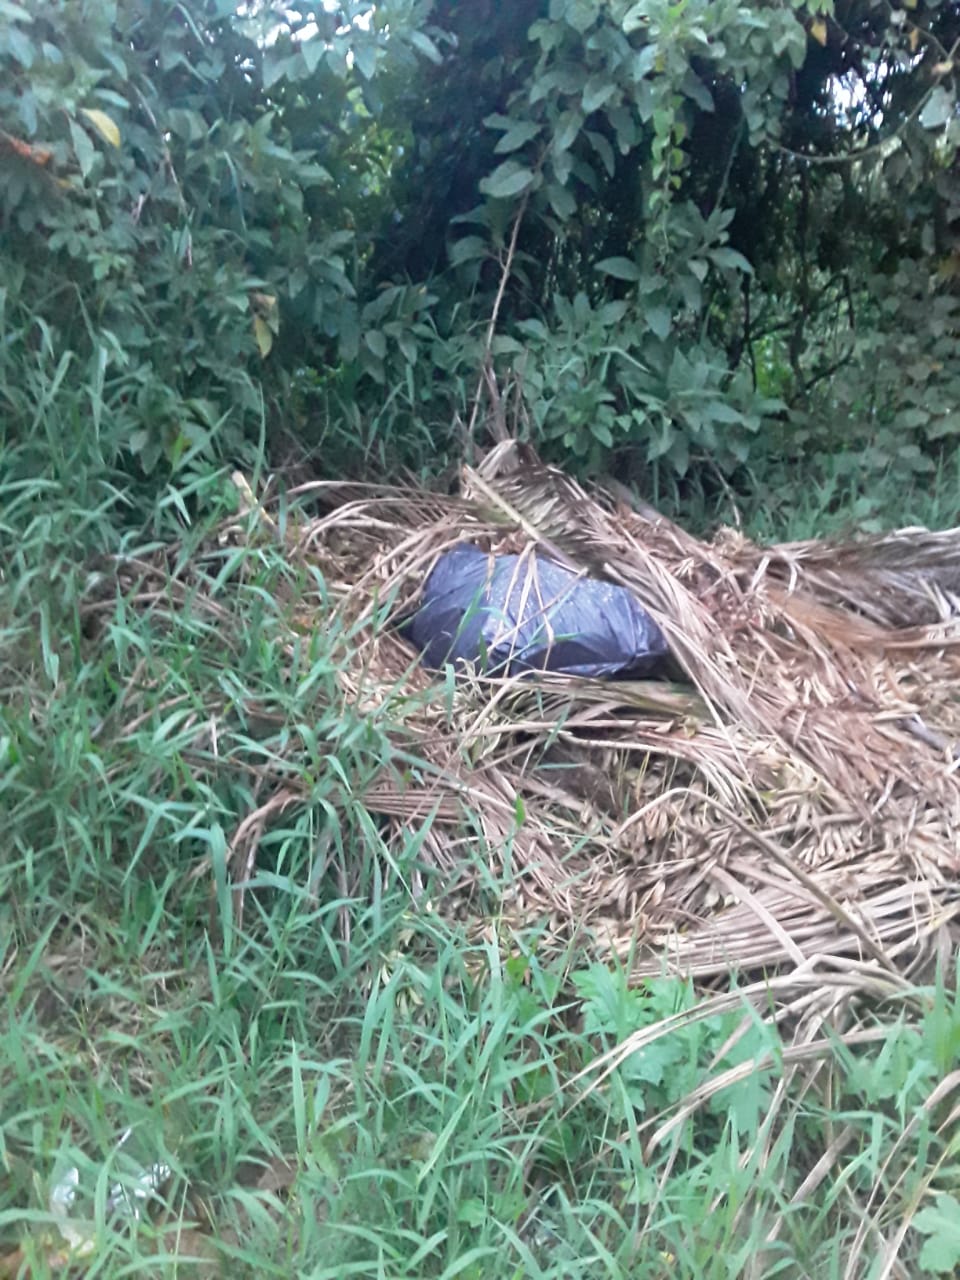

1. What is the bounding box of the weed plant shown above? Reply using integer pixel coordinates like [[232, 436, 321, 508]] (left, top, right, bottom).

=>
[[2, 359, 960, 1279]]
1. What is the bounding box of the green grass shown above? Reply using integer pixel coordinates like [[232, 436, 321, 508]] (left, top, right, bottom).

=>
[[3, 382, 960, 1276], [650, 444, 960, 544], [738, 444, 960, 544]]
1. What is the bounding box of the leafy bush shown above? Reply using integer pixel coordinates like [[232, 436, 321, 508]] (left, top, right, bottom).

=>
[[0, 0, 443, 482], [5, 1, 960, 498]]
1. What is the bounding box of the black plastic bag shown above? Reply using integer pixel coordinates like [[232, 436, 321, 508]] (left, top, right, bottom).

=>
[[404, 542, 669, 679]]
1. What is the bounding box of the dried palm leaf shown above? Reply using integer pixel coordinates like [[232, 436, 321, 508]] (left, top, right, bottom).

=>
[[92, 445, 960, 994]]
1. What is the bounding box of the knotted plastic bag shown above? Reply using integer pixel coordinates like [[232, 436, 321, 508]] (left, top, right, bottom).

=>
[[405, 542, 668, 679]]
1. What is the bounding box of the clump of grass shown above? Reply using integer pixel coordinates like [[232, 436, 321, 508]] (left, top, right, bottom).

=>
[[732, 447, 960, 544]]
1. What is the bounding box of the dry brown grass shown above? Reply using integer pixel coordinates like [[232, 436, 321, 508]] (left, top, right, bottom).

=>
[[93, 443, 960, 985], [234, 440, 959, 992]]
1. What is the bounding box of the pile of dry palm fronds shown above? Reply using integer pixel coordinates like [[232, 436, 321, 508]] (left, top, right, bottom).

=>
[[232, 439, 959, 985]]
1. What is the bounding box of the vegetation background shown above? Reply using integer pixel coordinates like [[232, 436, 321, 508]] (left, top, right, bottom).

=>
[[2, 0, 960, 1275]]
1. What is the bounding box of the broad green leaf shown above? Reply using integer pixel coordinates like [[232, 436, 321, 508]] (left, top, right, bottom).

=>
[[598, 301, 628, 325], [636, 79, 656, 123], [564, 0, 599, 34], [397, 331, 417, 364], [353, 40, 376, 80], [622, 3, 649, 34], [491, 335, 524, 355], [633, 45, 658, 79], [914, 1195, 960, 1274], [553, 147, 573, 185], [647, 417, 675, 460], [582, 75, 616, 114], [681, 71, 714, 114], [287, 268, 309, 298], [530, 67, 567, 105], [449, 235, 488, 266], [166, 108, 207, 142], [363, 283, 402, 323], [668, 431, 690, 476], [479, 162, 536, 200], [585, 129, 615, 177], [900, 407, 931, 429], [708, 247, 753, 274], [364, 328, 387, 359], [704, 401, 746, 424], [300, 37, 325, 75], [262, 51, 298, 88], [80, 108, 121, 148], [920, 86, 955, 130], [595, 256, 642, 282], [646, 305, 671, 339], [545, 180, 576, 220], [6, 22, 34, 67], [494, 121, 541, 154], [678, 274, 702, 311], [409, 31, 442, 64], [554, 108, 582, 154], [361, 350, 385, 384], [457, 1200, 488, 1229], [68, 118, 96, 180], [608, 105, 638, 153], [927, 413, 960, 440]]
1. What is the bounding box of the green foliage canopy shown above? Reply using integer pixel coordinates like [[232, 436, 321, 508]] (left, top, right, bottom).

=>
[[2, 0, 960, 495]]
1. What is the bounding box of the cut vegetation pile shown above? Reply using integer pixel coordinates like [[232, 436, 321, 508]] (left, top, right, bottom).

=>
[[122, 440, 960, 984], [7, 439, 960, 1277]]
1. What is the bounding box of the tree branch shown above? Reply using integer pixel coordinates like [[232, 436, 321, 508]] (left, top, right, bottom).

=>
[[465, 191, 530, 449]]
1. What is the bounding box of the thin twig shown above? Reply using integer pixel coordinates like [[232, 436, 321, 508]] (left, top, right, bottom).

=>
[[465, 192, 530, 448]]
